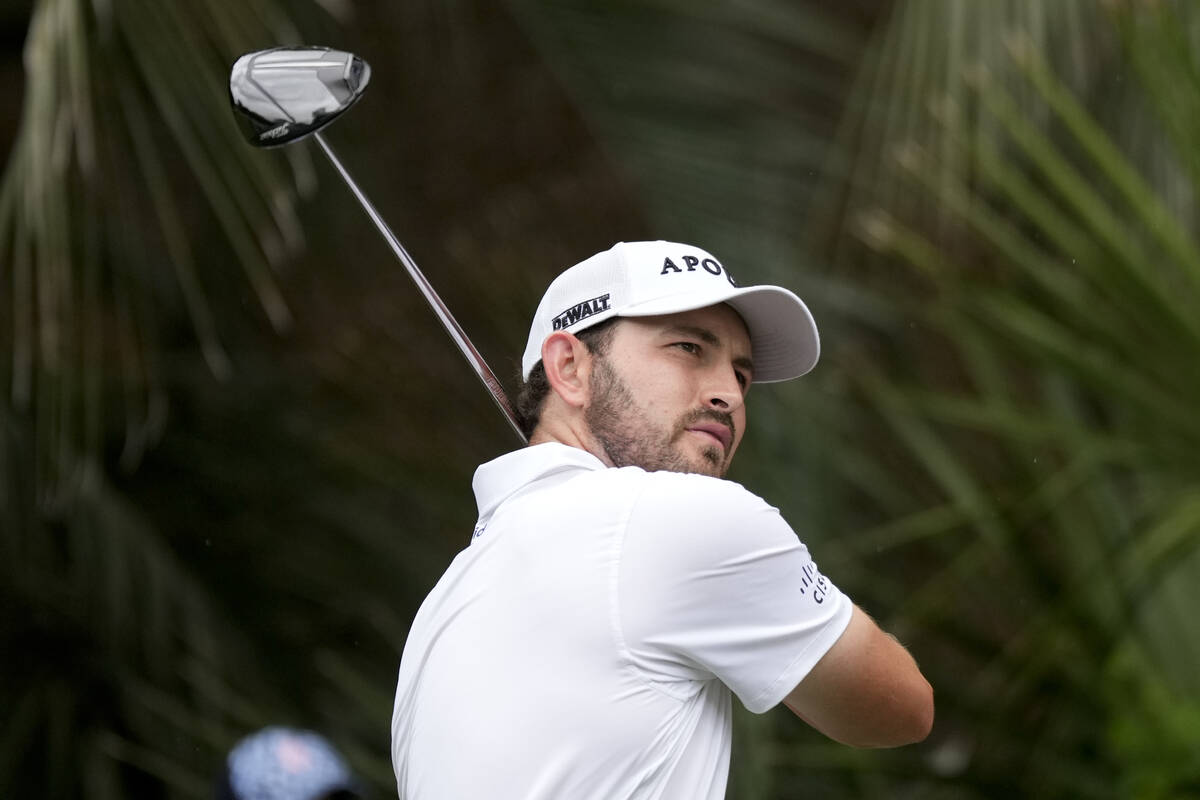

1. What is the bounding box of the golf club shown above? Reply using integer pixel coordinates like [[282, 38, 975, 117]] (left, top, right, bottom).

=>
[[230, 46, 527, 443]]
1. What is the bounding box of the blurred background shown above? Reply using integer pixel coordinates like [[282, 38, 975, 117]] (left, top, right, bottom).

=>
[[4, 0, 1200, 797]]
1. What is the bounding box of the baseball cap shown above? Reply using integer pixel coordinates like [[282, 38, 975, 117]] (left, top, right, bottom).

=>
[[521, 241, 820, 383], [216, 727, 362, 800]]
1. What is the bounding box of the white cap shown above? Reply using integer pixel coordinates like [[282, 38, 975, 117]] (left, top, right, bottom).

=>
[[521, 241, 820, 383]]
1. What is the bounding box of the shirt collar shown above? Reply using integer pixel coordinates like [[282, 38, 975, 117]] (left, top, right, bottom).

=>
[[472, 442, 606, 521]]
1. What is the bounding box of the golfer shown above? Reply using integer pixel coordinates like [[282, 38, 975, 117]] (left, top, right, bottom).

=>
[[391, 241, 933, 799]]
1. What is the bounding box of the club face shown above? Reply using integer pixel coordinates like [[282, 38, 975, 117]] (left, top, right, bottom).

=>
[[230, 46, 370, 147]]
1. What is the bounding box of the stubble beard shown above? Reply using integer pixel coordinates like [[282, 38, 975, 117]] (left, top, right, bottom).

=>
[[584, 355, 735, 478]]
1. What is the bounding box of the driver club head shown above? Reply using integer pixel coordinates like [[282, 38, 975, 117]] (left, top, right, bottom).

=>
[[230, 46, 370, 147]]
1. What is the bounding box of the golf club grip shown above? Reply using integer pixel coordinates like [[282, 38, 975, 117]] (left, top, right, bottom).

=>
[[313, 133, 528, 444]]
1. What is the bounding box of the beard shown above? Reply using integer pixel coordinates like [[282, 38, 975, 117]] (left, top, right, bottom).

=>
[[584, 355, 736, 478]]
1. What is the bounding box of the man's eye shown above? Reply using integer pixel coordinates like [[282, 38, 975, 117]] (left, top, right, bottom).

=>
[[674, 342, 700, 354], [736, 371, 748, 388]]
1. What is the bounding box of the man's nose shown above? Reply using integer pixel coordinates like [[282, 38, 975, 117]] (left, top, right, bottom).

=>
[[704, 366, 744, 410]]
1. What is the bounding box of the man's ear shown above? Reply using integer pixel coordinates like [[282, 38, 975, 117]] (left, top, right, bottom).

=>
[[541, 331, 592, 409]]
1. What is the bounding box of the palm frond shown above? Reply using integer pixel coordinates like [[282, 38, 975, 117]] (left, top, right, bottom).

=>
[[0, 0, 327, 504], [834, 3, 1200, 791]]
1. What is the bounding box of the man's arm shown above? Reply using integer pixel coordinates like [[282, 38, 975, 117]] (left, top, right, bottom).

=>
[[783, 604, 934, 748]]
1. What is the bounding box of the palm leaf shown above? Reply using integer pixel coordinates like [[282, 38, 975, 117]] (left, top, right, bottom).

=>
[[0, 0, 323, 501], [837, 3, 1200, 792], [1, 0, 345, 796]]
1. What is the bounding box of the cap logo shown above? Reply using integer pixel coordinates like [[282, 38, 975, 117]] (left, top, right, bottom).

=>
[[552, 293, 611, 330], [660, 254, 739, 287]]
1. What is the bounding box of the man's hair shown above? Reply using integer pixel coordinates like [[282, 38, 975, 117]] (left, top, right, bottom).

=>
[[516, 318, 619, 438]]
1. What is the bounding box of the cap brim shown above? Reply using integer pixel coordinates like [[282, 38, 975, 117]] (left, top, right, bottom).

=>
[[616, 285, 819, 382]]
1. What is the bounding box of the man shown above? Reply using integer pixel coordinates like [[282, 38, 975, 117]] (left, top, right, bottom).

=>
[[391, 241, 933, 799]]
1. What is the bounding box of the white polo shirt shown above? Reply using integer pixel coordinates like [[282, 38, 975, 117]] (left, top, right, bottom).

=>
[[391, 443, 852, 800]]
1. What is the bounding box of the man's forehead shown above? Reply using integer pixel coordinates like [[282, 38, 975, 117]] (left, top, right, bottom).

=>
[[649, 303, 748, 334], [618, 305, 753, 358]]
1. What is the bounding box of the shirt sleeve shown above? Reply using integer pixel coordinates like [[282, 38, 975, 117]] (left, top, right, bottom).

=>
[[617, 472, 852, 714]]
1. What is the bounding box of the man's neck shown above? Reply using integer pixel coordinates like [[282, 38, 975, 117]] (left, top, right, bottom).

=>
[[528, 420, 614, 468]]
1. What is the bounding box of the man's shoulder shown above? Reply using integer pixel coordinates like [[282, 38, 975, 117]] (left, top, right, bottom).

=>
[[616, 469, 801, 584], [602, 466, 774, 517], [495, 444, 776, 519]]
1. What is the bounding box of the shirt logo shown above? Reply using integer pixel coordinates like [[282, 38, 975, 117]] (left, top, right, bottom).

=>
[[798, 562, 829, 604], [552, 293, 611, 330], [659, 254, 739, 287]]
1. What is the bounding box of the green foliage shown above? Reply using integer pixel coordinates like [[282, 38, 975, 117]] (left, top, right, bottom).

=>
[[1106, 642, 1200, 799], [1, 0, 327, 501], [7, 0, 1200, 797], [824, 2, 1200, 795], [1, 0, 351, 796], [1, 403, 246, 798]]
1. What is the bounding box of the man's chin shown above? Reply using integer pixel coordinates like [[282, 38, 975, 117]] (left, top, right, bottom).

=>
[[673, 429, 732, 477], [685, 445, 727, 478]]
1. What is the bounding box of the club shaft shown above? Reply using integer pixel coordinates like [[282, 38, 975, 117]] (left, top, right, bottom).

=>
[[313, 132, 527, 444]]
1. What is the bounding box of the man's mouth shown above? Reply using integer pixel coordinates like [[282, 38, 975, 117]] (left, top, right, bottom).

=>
[[686, 421, 732, 453]]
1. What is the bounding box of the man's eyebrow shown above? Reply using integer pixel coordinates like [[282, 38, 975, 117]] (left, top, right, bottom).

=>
[[664, 325, 755, 374]]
